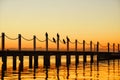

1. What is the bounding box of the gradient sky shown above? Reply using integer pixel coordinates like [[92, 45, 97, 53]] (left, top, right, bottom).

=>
[[0, 0, 120, 49]]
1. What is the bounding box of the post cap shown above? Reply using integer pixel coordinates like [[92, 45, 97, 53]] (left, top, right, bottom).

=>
[[33, 35, 36, 38], [57, 33, 59, 37], [45, 32, 48, 36], [18, 34, 21, 37]]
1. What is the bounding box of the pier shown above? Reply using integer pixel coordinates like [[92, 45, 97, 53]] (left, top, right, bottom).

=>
[[0, 32, 120, 71]]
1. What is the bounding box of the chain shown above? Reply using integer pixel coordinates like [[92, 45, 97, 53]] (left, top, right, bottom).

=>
[[85, 42, 90, 45], [21, 35, 33, 41], [99, 43, 107, 48], [5, 35, 18, 40], [48, 38, 56, 43], [36, 37, 46, 42], [77, 41, 83, 44], [69, 40, 75, 44], [60, 39, 66, 44]]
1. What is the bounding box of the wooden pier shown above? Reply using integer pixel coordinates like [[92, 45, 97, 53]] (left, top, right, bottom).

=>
[[0, 32, 120, 71]]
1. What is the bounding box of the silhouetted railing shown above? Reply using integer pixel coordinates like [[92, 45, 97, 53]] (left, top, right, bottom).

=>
[[1, 32, 120, 52]]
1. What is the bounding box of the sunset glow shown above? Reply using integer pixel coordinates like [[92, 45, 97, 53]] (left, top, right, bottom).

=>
[[0, 0, 120, 49]]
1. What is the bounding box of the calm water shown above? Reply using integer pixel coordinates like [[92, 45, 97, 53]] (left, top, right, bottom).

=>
[[0, 56, 120, 80]]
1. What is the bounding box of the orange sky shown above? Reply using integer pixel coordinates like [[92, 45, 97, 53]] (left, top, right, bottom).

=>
[[0, 0, 120, 50]]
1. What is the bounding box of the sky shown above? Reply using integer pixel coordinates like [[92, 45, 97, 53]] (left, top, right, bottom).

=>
[[0, 0, 120, 49]]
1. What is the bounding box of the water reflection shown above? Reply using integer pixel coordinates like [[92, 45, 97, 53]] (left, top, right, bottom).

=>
[[97, 60, 99, 80], [18, 62, 22, 80], [57, 67, 60, 80], [1, 64, 5, 80], [90, 62, 92, 80], [75, 64, 78, 80], [1, 59, 120, 80], [108, 60, 110, 80]]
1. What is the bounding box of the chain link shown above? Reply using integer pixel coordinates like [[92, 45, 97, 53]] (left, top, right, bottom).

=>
[[5, 35, 18, 40], [69, 40, 75, 44], [48, 38, 56, 43], [36, 37, 46, 42], [60, 39, 66, 44], [21, 35, 33, 41], [85, 42, 90, 45], [99, 43, 107, 48], [77, 41, 83, 44]]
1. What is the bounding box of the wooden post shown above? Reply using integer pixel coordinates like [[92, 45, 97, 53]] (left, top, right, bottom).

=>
[[29, 54, 32, 68], [96, 42, 100, 71], [18, 34, 21, 51], [108, 45, 110, 73], [44, 32, 50, 67], [107, 42, 110, 60], [75, 40, 77, 51], [66, 36, 69, 51], [97, 42, 99, 52], [83, 40, 86, 62], [18, 62, 22, 80], [90, 41, 93, 63], [46, 32, 48, 51], [1, 64, 5, 80], [56, 33, 61, 67], [1, 33, 5, 52], [1, 33, 7, 71], [34, 35, 38, 68], [18, 34, 23, 71], [13, 55, 17, 70], [113, 43, 115, 52], [75, 39, 79, 64], [108, 43, 110, 52], [83, 40, 85, 52], [118, 44, 119, 52], [66, 36, 70, 65], [90, 41, 92, 52], [57, 33, 59, 51], [97, 42, 99, 62]]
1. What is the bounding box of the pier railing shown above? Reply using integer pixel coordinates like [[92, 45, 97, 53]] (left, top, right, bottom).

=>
[[0, 32, 119, 52]]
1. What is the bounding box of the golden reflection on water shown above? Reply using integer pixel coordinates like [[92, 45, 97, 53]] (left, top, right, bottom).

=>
[[0, 56, 120, 80]]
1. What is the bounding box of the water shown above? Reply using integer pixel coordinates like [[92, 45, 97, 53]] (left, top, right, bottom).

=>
[[0, 56, 120, 80]]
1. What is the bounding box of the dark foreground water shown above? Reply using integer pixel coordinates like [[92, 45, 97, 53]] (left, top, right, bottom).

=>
[[0, 56, 120, 80]]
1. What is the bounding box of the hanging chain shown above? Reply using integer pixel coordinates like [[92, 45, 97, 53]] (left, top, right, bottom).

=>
[[99, 43, 107, 48], [21, 35, 33, 41], [36, 37, 46, 42], [85, 42, 90, 45], [60, 39, 66, 44], [48, 38, 54, 42], [69, 40, 75, 44], [5, 35, 18, 40], [77, 41, 83, 44]]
